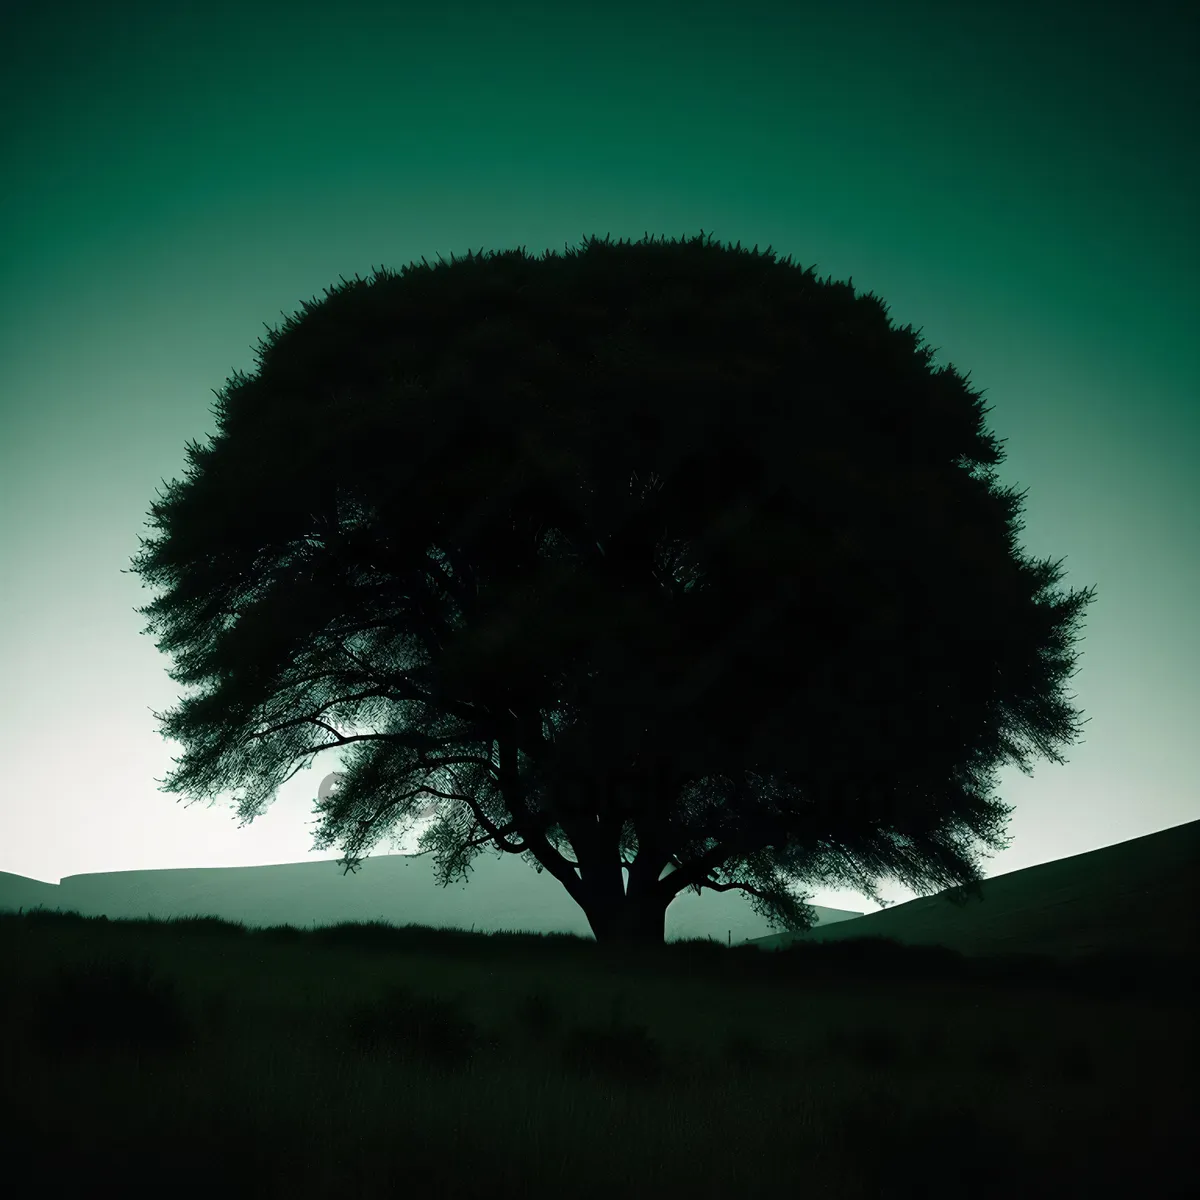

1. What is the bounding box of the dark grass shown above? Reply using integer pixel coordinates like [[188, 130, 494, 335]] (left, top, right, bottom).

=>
[[1, 904, 1195, 1198]]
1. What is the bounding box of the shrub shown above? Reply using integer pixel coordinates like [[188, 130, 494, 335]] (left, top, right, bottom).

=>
[[720, 1030, 776, 1074], [341, 983, 498, 1074], [558, 992, 667, 1088], [821, 1023, 906, 1070], [27, 954, 197, 1062], [514, 988, 562, 1042]]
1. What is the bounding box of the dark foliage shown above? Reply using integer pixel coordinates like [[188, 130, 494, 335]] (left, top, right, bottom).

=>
[[123, 230, 1098, 951], [26, 953, 198, 1062], [557, 991, 668, 1088], [341, 982, 498, 1073], [514, 987, 562, 1042]]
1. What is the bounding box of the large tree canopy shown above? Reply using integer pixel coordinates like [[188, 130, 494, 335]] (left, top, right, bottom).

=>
[[126, 230, 1098, 951]]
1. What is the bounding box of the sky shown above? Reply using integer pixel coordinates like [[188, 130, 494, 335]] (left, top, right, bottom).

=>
[[1, 0, 1196, 927]]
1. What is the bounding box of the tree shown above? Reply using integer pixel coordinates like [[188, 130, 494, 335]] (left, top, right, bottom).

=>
[[125, 230, 1098, 954]]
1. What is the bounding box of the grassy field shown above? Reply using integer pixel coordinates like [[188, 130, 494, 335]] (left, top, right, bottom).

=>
[[1, 903, 1194, 1198]]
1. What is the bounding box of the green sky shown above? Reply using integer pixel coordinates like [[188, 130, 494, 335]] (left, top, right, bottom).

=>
[[1, 0, 1195, 931]]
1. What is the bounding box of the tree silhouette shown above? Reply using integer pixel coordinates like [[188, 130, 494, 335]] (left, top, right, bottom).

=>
[[124, 230, 1097, 952]]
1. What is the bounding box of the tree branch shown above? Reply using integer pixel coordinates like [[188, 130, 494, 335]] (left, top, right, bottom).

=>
[[697, 878, 783, 904], [402, 779, 530, 854], [249, 688, 403, 739], [658, 808, 792, 901], [292, 727, 477, 758]]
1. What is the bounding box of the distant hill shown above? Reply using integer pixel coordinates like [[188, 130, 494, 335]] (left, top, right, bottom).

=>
[[5, 820, 1194, 959], [0, 847, 863, 948], [743, 818, 1199, 961]]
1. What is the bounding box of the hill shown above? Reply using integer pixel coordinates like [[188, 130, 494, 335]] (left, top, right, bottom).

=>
[[742, 818, 1199, 960], [0, 846, 862, 947], [4, 820, 1194, 960]]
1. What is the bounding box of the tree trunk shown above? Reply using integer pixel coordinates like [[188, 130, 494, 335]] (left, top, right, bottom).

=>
[[554, 781, 675, 958], [576, 861, 671, 968], [584, 890, 667, 948]]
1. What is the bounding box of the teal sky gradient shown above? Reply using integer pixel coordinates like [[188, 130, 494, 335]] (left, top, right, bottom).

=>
[[1, 0, 1195, 925]]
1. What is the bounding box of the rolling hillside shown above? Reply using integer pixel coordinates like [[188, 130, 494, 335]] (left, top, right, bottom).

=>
[[0, 845, 863, 947], [742, 818, 1199, 960], [4, 819, 1194, 960]]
